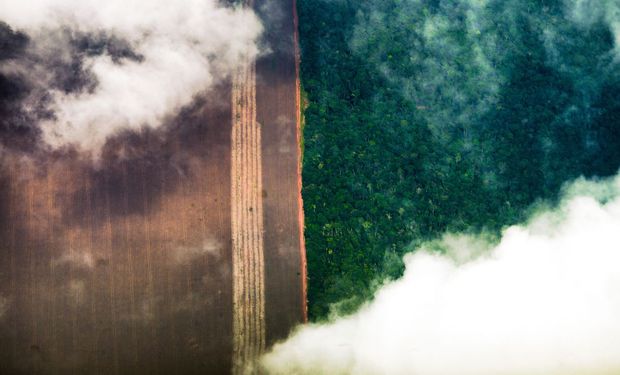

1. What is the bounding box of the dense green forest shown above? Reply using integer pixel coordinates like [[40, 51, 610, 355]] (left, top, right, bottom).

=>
[[297, 0, 620, 320]]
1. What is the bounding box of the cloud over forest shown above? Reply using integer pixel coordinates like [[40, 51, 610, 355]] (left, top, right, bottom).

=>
[[263, 174, 620, 375]]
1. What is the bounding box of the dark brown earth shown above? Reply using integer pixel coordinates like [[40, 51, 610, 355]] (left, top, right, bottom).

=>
[[0, 0, 306, 373]]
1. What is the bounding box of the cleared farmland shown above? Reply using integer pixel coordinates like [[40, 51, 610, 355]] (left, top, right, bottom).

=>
[[0, 0, 305, 373]]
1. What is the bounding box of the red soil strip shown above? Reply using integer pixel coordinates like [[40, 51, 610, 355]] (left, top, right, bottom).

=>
[[293, 0, 308, 323]]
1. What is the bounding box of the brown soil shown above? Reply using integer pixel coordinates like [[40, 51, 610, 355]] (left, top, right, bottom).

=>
[[0, 0, 305, 373]]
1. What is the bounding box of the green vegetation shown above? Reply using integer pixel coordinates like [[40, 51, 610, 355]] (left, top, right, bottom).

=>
[[298, 0, 620, 319]]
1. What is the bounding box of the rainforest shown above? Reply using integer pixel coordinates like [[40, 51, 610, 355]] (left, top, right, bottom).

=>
[[298, 0, 620, 319]]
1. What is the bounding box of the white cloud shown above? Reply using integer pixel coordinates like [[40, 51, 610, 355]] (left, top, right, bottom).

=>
[[52, 251, 95, 269], [262, 175, 620, 375], [173, 238, 222, 265], [0, 0, 262, 152]]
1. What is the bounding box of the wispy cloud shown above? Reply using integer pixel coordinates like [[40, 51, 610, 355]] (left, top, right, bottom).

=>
[[52, 251, 95, 269], [173, 238, 222, 265]]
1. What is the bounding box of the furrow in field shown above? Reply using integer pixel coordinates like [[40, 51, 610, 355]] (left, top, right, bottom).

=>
[[231, 45, 265, 373]]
